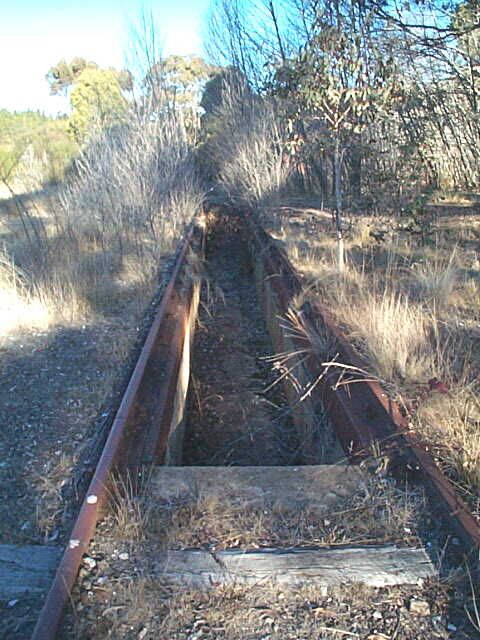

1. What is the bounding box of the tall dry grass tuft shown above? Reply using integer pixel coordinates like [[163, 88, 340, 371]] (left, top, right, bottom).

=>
[[410, 250, 459, 309], [417, 388, 480, 495], [205, 79, 290, 206], [306, 265, 431, 386], [108, 471, 154, 542], [343, 290, 433, 383], [0, 247, 51, 335], [298, 252, 459, 391]]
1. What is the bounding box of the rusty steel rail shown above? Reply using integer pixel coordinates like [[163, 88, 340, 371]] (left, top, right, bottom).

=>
[[244, 210, 480, 560], [31, 221, 203, 640], [30, 209, 480, 639]]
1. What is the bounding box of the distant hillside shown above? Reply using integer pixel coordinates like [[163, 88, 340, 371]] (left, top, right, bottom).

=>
[[0, 109, 77, 191]]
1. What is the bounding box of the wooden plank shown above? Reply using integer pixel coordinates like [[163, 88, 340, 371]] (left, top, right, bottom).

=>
[[0, 545, 62, 599], [150, 465, 365, 514], [154, 545, 435, 588]]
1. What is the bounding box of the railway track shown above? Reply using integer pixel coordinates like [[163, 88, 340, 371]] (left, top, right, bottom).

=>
[[3, 208, 479, 638]]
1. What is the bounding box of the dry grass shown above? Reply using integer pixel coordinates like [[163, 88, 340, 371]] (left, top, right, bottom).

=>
[[0, 100, 203, 343], [34, 452, 77, 537], [415, 390, 480, 505], [204, 79, 290, 206], [0, 247, 52, 334], [341, 287, 433, 384], [410, 250, 458, 309], [67, 574, 450, 640], [144, 475, 425, 551], [264, 203, 480, 511], [107, 470, 156, 542]]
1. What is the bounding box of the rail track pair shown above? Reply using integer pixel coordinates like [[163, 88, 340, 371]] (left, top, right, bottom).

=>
[[25, 208, 480, 640]]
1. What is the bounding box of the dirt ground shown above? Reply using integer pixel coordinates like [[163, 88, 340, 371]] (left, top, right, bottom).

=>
[[0, 201, 180, 637], [0, 319, 139, 544]]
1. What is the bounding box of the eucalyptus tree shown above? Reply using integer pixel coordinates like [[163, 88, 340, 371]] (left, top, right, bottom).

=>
[[68, 68, 129, 144], [144, 55, 215, 141], [204, 0, 480, 229], [369, 0, 480, 189], [275, 1, 395, 270]]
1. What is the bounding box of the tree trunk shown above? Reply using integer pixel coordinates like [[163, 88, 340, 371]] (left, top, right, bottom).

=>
[[349, 143, 362, 201], [334, 139, 345, 274]]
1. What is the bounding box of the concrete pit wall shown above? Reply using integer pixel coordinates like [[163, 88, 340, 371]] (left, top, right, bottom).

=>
[[163, 278, 201, 465]]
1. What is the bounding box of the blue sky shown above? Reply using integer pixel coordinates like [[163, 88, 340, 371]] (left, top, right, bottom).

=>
[[0, 0, 211, 114]]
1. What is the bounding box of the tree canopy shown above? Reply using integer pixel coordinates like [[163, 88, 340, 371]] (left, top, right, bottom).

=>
[[68, 68, 128, 144], [46, 58, 98, 96], [146, 55, 215, 108], [47, 58, 133, 97]]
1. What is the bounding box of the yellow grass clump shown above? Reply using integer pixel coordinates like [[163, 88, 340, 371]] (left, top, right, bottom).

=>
[[0, 250, 51, 337]]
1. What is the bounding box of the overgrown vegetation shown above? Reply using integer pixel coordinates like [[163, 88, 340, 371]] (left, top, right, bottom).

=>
[[266, 207, 480, 517], [147, 477, 425, 551], [207, 0, 480, 200], [198, 0, 480, 517], [0, 37, 204, 340], [1, 0, 480, 551], [201, 75, 289, 204]]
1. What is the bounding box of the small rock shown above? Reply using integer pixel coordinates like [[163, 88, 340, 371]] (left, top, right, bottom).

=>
[[48, 529, 60, 542], [7, 599, 18, 608], [138, 628, 148, 639], [372, 610, 383, 620], [447, 623, 457, 632], [83, 556, 96, 570], [409, 599, 431, 616], [119, 552, 129, 561], [193, 619, 208, 629]]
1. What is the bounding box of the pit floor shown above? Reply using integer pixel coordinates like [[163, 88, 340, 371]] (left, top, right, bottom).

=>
[[183, 218, 304, 466]]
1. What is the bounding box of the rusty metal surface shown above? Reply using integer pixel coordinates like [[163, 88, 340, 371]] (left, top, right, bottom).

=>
[[31, 222, 202, 640], [244, 210, 480, 555]]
